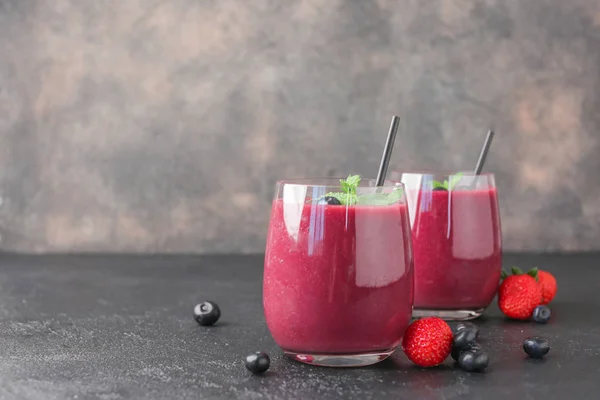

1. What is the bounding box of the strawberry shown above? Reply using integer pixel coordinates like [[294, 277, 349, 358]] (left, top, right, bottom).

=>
[[498, 267, 542, 320], [402, 317, 453, 367], [538, 270, 557, 304]]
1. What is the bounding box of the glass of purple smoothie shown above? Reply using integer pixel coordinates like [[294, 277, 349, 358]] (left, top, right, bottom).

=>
[[263, 177, 414, 367], [390, 172, 502, 320]]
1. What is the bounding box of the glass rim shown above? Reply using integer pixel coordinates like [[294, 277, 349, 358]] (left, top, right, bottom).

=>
[[275, 177, 403, 188], [389, 171, 495, 178]]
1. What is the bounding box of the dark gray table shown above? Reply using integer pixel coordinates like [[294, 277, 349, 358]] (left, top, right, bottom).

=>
[[0, 253, 598, 399]]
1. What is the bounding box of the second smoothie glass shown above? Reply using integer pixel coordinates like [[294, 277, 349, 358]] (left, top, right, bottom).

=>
[[390, 172, 502, 320], [263, 178, 414, 367]]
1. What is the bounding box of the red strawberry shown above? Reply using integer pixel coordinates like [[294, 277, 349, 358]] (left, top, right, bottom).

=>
[[498, 267, 542, 320], [538, 270, 557, 304], [402, 317, 453, 367]]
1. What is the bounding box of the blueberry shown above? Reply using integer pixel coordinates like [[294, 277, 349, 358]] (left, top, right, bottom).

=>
[[456, 322, 479, 338], [245, 352, 270, 374], [458, 349, 489, 372], [451, 346, 461, 362], [452, 342, 481, 362], [453, 328, 478, 351], [193, 301, 221, 326], [319, 196, 342, 205], [532, 305, 551, 324], [523, 337, 550, 358]]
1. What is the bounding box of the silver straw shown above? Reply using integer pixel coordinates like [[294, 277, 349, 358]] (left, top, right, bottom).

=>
[[375, 116, 400, 186]]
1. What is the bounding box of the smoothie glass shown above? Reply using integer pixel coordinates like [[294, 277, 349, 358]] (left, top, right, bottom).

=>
[[263, 178, 414, 367], [390, 172, 502, 320]]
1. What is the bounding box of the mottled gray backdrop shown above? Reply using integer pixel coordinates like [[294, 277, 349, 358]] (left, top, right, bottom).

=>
[[0, 0, 599, 253]]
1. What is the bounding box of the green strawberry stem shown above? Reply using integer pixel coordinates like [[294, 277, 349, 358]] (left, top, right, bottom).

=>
[[511, 266, 524, 275], [502, 266, 538, 282], [527, 267, 539, 281]]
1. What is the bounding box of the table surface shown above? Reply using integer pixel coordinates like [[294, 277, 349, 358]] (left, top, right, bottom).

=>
[[0, 253, 598, 400]]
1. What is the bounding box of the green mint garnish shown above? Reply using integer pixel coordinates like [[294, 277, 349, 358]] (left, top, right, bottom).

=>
[[321, 175, 404, 206], [340, 175, 361, 195], [386, 186, 405, 204], [357, 187, 404, 205], [448, 172, 464, 189], [432, 180, 446, 190], [323, 175, 360, 205], [431, 172, 464, 190]]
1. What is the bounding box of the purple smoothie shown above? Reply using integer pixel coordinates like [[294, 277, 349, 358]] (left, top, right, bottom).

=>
[[411, 187, 502, 310], [264, 198, 414, 355]]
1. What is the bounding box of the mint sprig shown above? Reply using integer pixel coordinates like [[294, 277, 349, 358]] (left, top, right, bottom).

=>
[[322, 175, 404, 206], [431, 172, 464, 190], [323, 175, 360, 205], [357, 187, 404, 205], [340, 175, 361, 195]]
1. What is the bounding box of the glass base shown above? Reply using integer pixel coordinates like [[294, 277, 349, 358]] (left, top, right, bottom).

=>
[[413, 308, 484, 321], [283, 348, 395, 367]]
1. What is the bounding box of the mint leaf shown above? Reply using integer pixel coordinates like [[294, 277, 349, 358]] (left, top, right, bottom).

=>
[[387, 186, 405, 203], [431, 172, 464, 190], [356, 187, 404, 206], [432, 180, 446, 189], [321, 175, 361, 205], [319, 175, 404, 206], [356, 193, 389, 205], [339, 175, 360, 205], [340, 175, 361, 195], [448, 172, 464, 190]]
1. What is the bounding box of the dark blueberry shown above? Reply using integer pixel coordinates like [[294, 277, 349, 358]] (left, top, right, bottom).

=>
[[193, 301, 221, 326], [245, 352, 270, 374], [470, 343, 482, 352], [451, 346, 462, 362], [523, 337, 550, 358], [458, 349, 489, 372], [453, 328, 478, 351], [452, 342, 482, 362], [532, 305, 551, 324], [455, 322, 479, 338], [319, 196, 342, 205], [432, 187, 447, 192]]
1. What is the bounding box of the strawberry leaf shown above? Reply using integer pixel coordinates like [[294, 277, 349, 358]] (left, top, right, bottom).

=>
[[501, 270, 508, 280], [527, 267, 539, 281], [511, 266, 524, 275]]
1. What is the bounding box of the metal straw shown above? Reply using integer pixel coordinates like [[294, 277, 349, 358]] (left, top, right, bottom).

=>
[[474, 130, 495, 175], [375, 116, 400, 186]]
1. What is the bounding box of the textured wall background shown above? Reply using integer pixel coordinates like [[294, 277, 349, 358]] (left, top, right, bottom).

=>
[[0, 0, 599, 253]]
